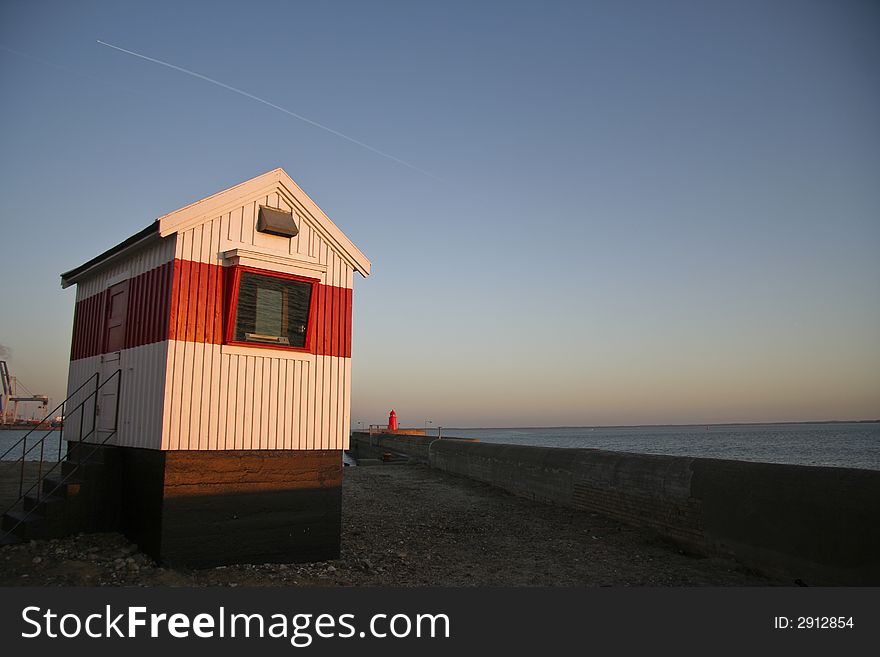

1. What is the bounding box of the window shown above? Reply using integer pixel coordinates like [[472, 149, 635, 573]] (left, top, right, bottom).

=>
[[227, 268, 316, 350]]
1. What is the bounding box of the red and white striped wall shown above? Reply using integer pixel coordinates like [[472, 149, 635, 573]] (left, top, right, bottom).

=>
[[65, 237, 174, 449], [64, 171, 367, 452]]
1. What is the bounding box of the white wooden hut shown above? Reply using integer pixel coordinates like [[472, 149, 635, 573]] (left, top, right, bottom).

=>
[[59, 168, 370, 565]]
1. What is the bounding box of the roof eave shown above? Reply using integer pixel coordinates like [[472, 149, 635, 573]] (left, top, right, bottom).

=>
[[60, 222, 160, 288]]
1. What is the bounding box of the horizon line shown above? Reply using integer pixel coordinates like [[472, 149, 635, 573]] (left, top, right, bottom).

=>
[[390, 419, 880, 431]]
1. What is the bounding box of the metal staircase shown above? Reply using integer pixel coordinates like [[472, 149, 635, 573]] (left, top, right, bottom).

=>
[[0, 369, 121, 545]]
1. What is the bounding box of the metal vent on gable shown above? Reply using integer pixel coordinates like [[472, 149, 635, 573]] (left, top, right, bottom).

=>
[[257, 205, 299, 238]]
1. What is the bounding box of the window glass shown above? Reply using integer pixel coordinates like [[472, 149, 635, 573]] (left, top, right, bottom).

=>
[[234, 272, 312, 348], [255, 288, 283, 336]]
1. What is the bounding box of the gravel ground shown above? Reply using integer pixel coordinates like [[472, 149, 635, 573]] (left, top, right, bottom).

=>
[[0, 463, 786, 586]]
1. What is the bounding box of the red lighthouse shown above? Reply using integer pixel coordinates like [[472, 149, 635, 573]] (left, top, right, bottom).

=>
[[387, 409, 398, 432]]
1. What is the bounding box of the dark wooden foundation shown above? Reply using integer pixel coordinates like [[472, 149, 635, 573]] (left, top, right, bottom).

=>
[[85, 446, 342, 567]]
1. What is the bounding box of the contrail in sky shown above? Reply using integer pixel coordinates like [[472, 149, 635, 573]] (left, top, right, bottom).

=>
[[96, 39, 439, 180], [0, 44, 151, 99]]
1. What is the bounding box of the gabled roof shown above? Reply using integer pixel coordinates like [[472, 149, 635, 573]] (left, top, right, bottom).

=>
[[157, 168, 371, 275], [61, 168, 371, 288]]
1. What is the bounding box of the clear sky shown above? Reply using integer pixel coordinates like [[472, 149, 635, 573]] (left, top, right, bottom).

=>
[[1, 0, 878, 427]]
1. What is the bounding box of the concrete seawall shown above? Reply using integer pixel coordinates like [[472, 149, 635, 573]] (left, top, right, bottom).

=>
[[349, 432, 880, 585], [350, 431, 477, 463]]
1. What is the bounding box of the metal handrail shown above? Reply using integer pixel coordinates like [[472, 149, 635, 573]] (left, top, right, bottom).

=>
[[1, 431, 121, 539], [0, 372, 99, 462], [0, 369, 122, 541], [17, 369, 119, 493]]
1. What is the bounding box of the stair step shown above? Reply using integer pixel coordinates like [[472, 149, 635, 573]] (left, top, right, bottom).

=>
[[0, 531, 21, 546], [4, 505, 75, 536], [2, 509, 42, 533], [61, 459, 104, 477], [63, 456, 107, 468], [23, 494, 66, 515], [42, 475, 83, 499], [66, 443, 115, 464]]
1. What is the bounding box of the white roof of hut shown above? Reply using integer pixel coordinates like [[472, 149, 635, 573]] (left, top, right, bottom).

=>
[[62, 168, 371, 288]]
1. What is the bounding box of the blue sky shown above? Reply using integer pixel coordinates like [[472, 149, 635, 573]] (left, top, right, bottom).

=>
[[1, 0, 878, 426]]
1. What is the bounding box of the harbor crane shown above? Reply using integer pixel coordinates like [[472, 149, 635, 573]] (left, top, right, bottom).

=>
[[0, 360, 48, 424]]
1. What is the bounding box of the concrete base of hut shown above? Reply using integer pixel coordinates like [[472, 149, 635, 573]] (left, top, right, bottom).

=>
[[67, 444, 342, 567]]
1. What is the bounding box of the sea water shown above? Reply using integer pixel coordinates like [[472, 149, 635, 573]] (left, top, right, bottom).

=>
[[0, 429, 66, 462], [438, 422, 880, 470]]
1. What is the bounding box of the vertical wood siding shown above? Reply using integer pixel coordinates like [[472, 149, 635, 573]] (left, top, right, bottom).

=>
[[66, 185, 359, 453], [179, 190, 318, 265], [75, 236, 176, 299], [166, 259, 225, 346], [63, 342, 168, 450], [160, 345, 351, 451], [69, 293, 105, 361], [162, 261, 351, 357], [63, 355, 99, 445], [70, 260, 174, 359], [116, 341, 168, 448], [162, 186, 356, 451], [65, 238, 175, 449]]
